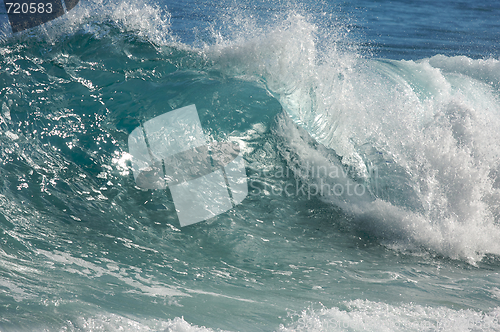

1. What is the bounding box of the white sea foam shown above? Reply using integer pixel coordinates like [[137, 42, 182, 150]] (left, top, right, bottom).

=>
[[60, 314, 219, 332], [0, 0, 176, 46], [51, 302, 500, 332], [280, 300, 500, 332], [206, 13, 500, 263]]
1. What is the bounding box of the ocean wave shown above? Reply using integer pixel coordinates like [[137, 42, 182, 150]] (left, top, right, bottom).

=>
[[2, 0, 499, 262], [203, 13, 500, 263], [1, 3, 500, 331]]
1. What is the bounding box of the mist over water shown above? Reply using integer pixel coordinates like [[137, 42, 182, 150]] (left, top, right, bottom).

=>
[[0, 0, 500, 331]]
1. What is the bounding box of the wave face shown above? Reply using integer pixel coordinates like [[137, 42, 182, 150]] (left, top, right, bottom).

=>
[[0, 0, 499, 331], [206, 13, 500, 263]]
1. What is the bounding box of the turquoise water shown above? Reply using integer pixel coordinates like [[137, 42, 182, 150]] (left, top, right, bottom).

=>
[[0, 0, 500, 331]]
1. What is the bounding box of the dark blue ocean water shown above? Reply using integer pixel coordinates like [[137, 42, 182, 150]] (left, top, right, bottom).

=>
[[0, 0, 499, 331]]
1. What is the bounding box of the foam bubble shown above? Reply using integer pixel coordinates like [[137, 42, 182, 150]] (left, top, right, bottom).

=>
[[67, 314, 218, 332], [280, 300, 500, 332]]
